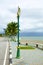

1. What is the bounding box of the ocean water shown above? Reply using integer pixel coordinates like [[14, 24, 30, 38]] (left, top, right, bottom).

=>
[[20, 36, 43, 41], [19, 32, 43, 41]]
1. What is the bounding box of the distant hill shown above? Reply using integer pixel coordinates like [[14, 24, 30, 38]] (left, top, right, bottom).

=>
[[0, 30, 43, 36], [20, 32, 43, 37]]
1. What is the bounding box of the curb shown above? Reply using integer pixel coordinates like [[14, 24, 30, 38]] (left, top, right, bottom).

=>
[[9, 46, 12, 65]]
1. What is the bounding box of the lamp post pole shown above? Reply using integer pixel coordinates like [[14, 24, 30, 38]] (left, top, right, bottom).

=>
[[18, 15, 19, 47], [16, 7, 21, 58]]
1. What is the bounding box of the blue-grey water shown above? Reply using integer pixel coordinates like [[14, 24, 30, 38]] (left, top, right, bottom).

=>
[[19, 32, 43, 41], [20, 36, 43, 41]]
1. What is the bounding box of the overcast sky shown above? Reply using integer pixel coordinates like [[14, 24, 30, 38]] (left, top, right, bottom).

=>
[[0, 0, 43, 32]]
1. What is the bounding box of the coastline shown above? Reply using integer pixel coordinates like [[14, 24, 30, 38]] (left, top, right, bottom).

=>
[[19, 37, 43, 44], [0, 37, 43, 45]]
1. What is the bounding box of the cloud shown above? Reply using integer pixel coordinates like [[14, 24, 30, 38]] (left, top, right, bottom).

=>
[[9, 8, 43, 20], [21, 9, 43, 19], [0, 0, 43, 32]]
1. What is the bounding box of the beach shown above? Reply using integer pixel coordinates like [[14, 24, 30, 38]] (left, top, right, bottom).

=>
[[19, 37, 43, 44]]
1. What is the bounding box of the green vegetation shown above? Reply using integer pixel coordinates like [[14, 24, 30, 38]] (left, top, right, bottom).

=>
[[5, 22, 18, 36], [0, 34, 3, 37], [17, 46, 35, 50]]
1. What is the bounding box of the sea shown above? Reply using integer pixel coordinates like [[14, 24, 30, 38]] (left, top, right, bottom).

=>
[[19, 32, 43, 41], [20, 36, 43, 41]]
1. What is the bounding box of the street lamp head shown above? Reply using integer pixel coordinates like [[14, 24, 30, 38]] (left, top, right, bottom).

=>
[[17, 6, 21, 17]]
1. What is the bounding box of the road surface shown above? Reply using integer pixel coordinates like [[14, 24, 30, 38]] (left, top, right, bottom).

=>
[[0, 37, 9, 65]]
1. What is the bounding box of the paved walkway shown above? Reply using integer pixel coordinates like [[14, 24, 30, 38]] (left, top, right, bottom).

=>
[[10, 41, 43, 65]]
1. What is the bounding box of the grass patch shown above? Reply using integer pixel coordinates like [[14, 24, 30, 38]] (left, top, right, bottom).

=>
[[17, 46, 35, 50]]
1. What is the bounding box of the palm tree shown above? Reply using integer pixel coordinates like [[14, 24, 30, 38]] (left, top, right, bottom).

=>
[[5, 22, 18, 36]]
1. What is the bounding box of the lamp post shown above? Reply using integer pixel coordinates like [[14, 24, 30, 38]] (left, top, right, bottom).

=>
[[16, 7, 21, 58]]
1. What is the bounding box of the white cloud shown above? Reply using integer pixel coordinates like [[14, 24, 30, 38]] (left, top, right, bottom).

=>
[[37, 23, 43, 27], [0, 0, 43, 32]]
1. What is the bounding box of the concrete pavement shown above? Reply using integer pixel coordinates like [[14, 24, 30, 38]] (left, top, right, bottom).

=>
[[10, 41, 43, 65]]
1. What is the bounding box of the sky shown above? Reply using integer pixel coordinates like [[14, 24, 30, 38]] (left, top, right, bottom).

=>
[[0, 0, 43, 32]]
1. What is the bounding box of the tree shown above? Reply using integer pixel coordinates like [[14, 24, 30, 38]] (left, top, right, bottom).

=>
[[5, 22, 18, 36]]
